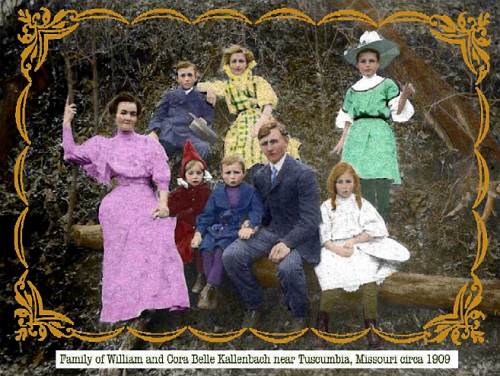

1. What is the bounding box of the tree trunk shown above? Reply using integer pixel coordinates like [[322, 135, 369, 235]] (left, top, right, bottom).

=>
[[70, 224, 500, 315], [63, 54, 77, 245]]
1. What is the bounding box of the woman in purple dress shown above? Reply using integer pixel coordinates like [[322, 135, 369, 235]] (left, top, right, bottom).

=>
[[62, 93, 189, 324]]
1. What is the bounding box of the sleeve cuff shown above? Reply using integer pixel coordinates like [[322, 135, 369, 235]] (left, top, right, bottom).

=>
[[389, 96, 414, 122], [335, 109, 353, 128], [156, 182, 169, 191]]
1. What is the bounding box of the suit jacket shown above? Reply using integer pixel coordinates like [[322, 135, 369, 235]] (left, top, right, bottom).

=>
[[253, 155, 321, 265], [196, 182, 264, 252], [168, 183, 211, 263], [148, 88, 214, 146]]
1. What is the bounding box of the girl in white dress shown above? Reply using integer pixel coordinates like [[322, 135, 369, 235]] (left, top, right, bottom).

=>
[[314, 161, 410, 347]]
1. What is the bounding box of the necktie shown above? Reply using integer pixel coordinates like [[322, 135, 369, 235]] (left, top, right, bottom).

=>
[[271, 165, 278, 184]]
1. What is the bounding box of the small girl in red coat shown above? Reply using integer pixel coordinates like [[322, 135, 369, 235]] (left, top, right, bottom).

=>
[[168, 141, 212, 293]]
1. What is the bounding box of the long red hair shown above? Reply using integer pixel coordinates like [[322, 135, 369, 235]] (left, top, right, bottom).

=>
[[326, 161, 362, 210]]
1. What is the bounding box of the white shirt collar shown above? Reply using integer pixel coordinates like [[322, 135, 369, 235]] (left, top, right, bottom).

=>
[[270, 153, 287, 173], [352, 74, 384, 91], [184, 88, 194, 95]]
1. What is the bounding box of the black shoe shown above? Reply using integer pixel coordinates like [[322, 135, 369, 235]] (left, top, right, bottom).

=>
[[314, 311, 329, 347], [287, 317, 307, 332], [242, 309, 262, 329], [317, 311, 329, 332]]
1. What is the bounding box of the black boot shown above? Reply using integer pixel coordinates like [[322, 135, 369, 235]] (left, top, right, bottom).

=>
[[364, 319, 381, 348], [314, 311, 329, 347], [317, 311, 329, 332]]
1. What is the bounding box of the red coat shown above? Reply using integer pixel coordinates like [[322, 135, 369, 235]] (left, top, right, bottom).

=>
[[168, 183, 211, 263]]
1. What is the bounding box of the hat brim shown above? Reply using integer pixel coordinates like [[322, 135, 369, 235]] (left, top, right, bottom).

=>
[[356, 238, 410, 262], [189, 119, 218, 145], [343, 39, 400, 70]]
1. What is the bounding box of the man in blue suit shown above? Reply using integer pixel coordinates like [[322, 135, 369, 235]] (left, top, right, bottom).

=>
[[223, 121, 321, 330], [148, 61, 214, 160]]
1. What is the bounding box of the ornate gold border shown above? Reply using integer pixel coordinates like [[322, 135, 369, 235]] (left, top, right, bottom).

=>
[[13, 7, 490, 346]]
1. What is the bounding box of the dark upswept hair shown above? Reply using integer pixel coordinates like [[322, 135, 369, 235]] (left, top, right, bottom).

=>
[[326, 161, 362, 210], [108, 92, 142, 117], [355, 48, 380, 63], [257, 119, 289, 140]]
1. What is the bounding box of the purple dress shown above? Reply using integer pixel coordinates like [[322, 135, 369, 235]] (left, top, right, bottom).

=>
[[62, 128, 189, 323]]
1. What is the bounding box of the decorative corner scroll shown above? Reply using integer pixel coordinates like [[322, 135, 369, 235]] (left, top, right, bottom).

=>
[[430, 12, 490, 86], [423, 275, 485, 345]]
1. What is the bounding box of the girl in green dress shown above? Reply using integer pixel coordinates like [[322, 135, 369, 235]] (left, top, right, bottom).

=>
[[332, 31, 415, 220], [197, 45, 301, 170]]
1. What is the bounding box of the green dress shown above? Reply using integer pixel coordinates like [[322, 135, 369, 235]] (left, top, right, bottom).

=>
[[341, 78, 402, 184]]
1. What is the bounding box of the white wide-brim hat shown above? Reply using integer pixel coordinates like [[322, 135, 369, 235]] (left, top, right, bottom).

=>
[[343, 31, 400, 70]]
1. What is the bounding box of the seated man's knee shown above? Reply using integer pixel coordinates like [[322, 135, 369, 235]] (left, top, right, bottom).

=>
[[222, 241, 243, 269], [277, 255, 302, 281]]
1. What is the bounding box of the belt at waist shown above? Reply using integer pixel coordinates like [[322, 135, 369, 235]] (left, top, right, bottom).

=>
[[115, 177, 150, 186], [354, 115, 389, 121]]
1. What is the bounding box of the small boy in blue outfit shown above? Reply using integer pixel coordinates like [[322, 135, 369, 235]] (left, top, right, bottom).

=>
[[191, 155, 264, 309], [148, 61, 215, 160]]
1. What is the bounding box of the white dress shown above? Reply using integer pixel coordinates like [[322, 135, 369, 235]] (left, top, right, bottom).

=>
[[314, 195, 410, 292]]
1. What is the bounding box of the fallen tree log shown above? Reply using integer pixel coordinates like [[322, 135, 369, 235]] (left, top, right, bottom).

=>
[[71, 224, 102, 250], [71, 224, 500, 315], [253, 258, 500, 316]]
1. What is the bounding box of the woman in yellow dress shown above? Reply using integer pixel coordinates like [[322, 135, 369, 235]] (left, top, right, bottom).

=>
[[198, 45, 300, 169]]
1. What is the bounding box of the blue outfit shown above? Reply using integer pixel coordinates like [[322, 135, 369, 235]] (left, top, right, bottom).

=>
[[148, 88, 214, 159], [196, 182, 264, 252], [223, 155, 321, 318]]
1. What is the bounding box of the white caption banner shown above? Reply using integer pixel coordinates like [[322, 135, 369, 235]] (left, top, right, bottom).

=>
[[56, 350, 458, 369]]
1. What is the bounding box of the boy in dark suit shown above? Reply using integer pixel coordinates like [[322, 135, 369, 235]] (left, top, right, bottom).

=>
[[148, 61, 214, 160], [223, 121, 321, 330]]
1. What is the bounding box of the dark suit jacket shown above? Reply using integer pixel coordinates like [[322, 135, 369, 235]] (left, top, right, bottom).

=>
[[196, 182, 264, 252], [253, 155, 321, 265], [148, 88, 214, 146]]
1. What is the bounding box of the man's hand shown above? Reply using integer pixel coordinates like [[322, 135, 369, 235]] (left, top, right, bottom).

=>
[[238, 227, 255, 240], [268, 242, 291, 263]]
